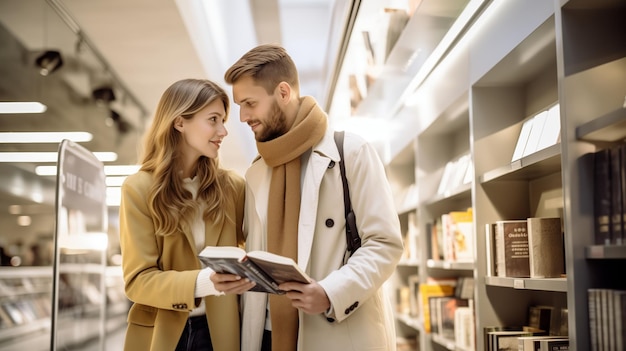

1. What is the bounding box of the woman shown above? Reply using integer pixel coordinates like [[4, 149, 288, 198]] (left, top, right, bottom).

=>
[[119, 79, 253, 351]]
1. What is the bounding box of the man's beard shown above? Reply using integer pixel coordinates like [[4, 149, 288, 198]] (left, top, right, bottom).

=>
[[257, 99, 289, 142]]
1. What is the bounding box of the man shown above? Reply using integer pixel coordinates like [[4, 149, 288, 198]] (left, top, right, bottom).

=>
[[223, 44, 403, 351]]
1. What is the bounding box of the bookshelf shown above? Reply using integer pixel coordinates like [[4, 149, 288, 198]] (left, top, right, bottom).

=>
[[330, 0, 626, 350], [0, 265, 127, 350]]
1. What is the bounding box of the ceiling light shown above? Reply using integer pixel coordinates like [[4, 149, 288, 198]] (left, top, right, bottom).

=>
[[0, 152, 117, 163], [36, 164, 140, 176], [35, 50, 64, 76], [0, 132, 93, 143], [0, 102, 47, 114]]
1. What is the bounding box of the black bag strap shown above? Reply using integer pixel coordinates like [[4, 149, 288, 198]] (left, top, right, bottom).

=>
[[333, 131, 361, 257]]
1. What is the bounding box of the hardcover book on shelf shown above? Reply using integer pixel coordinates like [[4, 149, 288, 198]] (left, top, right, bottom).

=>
[[437, 297, 470, 340], [495, 220, 530, 278], [610, 145, 623, 245], [518, 335, 567, 351], [593, 148, 612, 245], [538, 338, 569, 351], [449, 208, 474, 262], [198, 246, 311, 294], [419, 281, 456, 333], [527, 305, 554, 335], [484, 326, 545, 351], [614, 290, 626, 351], [527, 217, 564, 278], [588, 289, 600, 351], [559, 308, 569, 336], [454, 304, 475, 350], [485, 223, 497, 276]]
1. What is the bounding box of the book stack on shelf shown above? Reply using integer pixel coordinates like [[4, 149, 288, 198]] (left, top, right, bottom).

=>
[[511, 104, 561, 162], [485, 217, 565, 280], [484, 304, 569, 351], [428, 208, 474, 264], [588, 288, 626, 351], [436, 153, 472, 198]]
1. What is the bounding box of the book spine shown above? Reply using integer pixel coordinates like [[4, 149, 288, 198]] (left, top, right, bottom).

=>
[[588, 289, 598, 351], [621, 144, 626, 246], [593, 148, 612, 245], [610, 146, 623, 245], [495, 221, 530, 278], [240, 258, 282, 294]]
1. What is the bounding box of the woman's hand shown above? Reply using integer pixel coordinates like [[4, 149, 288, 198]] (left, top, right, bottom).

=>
[[210, 272, 256, 294]]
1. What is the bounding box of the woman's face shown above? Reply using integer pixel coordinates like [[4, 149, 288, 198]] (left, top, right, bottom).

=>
[[176, 99, 228, 161]]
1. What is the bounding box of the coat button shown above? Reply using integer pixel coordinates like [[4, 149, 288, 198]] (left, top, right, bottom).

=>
[[344, 308, 351, 315], [325, 219, 334, 227], [326, 317, 335, 323], [328, 161, 335, 169]]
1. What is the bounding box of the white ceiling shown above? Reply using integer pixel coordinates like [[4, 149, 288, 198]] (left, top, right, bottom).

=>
[[0, 0, 342, 175]]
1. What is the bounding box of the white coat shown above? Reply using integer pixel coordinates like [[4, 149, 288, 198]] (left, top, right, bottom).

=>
[[240, 129, 404, 351]]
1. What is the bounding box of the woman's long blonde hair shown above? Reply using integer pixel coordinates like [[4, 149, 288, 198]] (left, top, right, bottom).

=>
[[139, 79, 234, 236]]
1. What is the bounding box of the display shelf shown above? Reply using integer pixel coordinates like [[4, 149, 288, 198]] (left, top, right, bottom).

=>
[[479, 144, 561, 183], [484, 277, 567, 292], [397, 313, 423, 332], [585, 245, 626, 260], [576, 107, 626, 142], [330, 0, 626, 350], [430, 333, 456, 350], [426, 260, 474, 271]]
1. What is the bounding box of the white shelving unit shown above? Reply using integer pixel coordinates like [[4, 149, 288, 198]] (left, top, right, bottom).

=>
[[329, 0, 626, 350]]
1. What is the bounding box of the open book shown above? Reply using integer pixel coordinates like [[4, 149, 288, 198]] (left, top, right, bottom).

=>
[[198, 246, 311, 294]]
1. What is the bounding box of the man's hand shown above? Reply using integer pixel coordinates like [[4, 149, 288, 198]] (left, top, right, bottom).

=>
[[278, 280, 330, 314], [210, 272, 256, 294]]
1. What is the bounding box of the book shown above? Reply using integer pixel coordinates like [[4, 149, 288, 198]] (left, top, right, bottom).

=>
[[449, 208, 474, 262], [535, 104, 561, 152], [538, 338, 569, 351], [198, 246, 311, 294], [523, 110, 548, 157], [614, 290, 626, 351], [512, 117, 536, 162], [437, 297, 470, 339], [610, 145, 623, 245], [485, 223, 496, 276], [518, 335, 567, 351], [593, 148, 612, 245], [419, 281, 455, 333], [454, 304, 475, 350], [527, 305, 554, 335], [527, 217, 564, 278], [495, 220, 530, 278], [621, 143, 626, 246], [558, 308, 568, 336], [589, 289, 599, 351]]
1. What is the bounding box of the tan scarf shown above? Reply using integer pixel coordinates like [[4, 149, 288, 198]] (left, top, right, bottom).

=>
[[256, 96, 327, 351]]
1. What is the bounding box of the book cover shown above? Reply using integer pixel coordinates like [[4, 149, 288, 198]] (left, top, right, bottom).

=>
[[593, 148, 612, 245], [495, 220, 530, 278], [527, 217, 564, 278], [621, 143, 626, 246], [454, 305, 475, 350], [449, 208, 474, 262], [198, 246, 311, 294], [559, 308, 568, 336]]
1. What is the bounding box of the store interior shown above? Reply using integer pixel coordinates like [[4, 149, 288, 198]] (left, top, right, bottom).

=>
[[1, 0, 626, 350]]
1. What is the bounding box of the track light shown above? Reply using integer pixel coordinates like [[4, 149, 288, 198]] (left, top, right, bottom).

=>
[[92, 86, 116, 104], [35, 50, 63, 76], [107, 109, 132, 134]]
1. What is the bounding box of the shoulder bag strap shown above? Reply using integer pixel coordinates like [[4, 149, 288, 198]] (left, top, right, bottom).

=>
[[333, 131, 361, 257]]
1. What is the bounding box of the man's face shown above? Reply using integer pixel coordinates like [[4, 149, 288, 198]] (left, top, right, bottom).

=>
[[232, 76, 288, 142]]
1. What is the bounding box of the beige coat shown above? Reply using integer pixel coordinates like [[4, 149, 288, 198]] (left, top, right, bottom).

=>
[[241, 129, 403, 351], [119, 170, 245, 351]]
